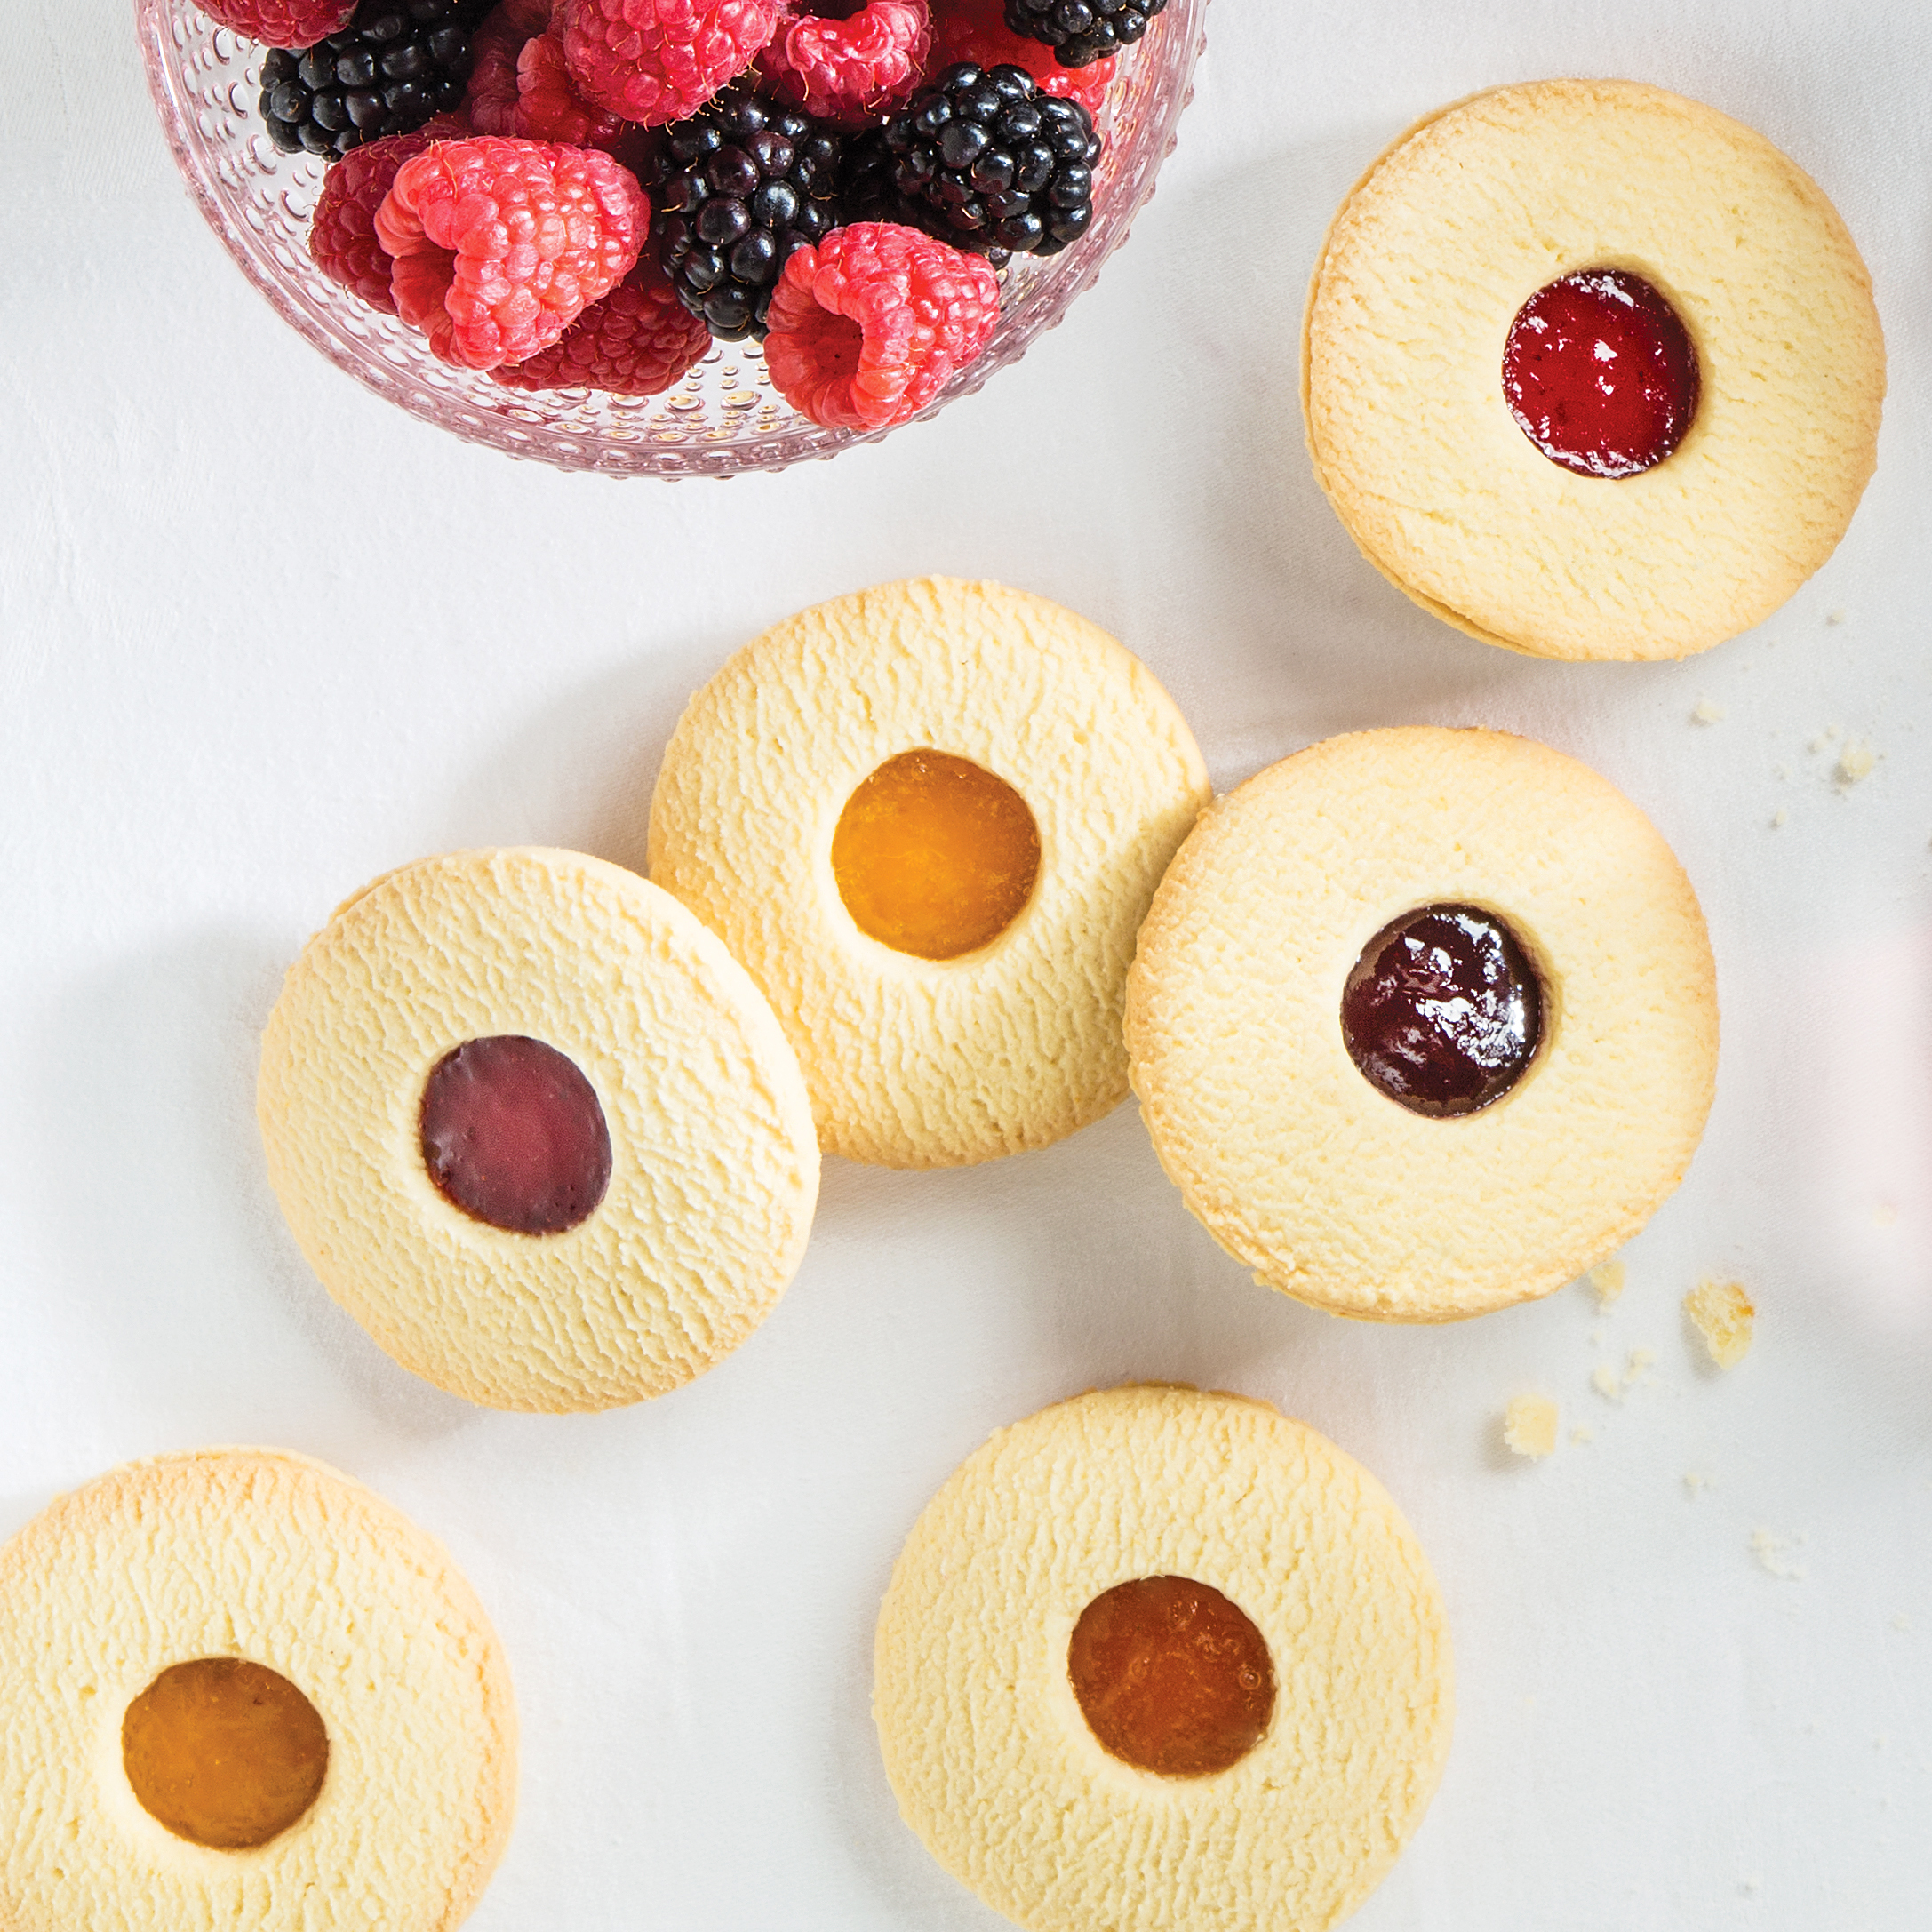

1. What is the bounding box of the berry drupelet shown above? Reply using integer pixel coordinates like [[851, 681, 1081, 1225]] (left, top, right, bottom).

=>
[[260, 0, 492, 159], [878, 63, 1099, 259], [1003, 0, 1165, 68], [646, 87, 844, 341]]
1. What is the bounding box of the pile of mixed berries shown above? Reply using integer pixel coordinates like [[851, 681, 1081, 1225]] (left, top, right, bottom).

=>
[[205, 0, 1167, 431]]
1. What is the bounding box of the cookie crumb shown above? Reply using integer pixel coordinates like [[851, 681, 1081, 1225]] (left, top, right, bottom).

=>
[[1809, 725, 1840, 752], [1686, 1279, 1755, 1369], [1589, 1321, 1609, 1350], [1772, 763, 1787, 780], [1836, 738, 1877, 787], [1692, 697, 1727, 724], [1684, 1472, 1710, 1498], [1570, 1425, 1594, 1445], [1752, 1529, 1806, 1581], [1591, 1362, 1623, 1402], [1587, 1258, 1625, 1306], [1503, 1394, 1559, 1458], [1826, 608, 1847, 625], [1771, 806, 1788, 828]]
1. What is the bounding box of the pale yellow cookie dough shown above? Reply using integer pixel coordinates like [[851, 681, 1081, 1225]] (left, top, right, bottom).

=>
[[1304, 79, 1885, 661], [874, 1385, 1452, 1932], [0, 1449, 515, 1932], [647, 578, 1209, 1169], [1126, 727, 1719, 1321], [259, 846, 819, 1412]]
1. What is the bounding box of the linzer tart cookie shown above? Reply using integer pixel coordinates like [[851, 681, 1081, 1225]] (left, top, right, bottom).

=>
[[259, 846, 819, 1412], [647, 578, 1209, 1169], [874, 1385, 1452, 1932], [1126, 727, 1718, 1321], [0, 1448, 514, 1932], [1304, 79, 1885, 661]]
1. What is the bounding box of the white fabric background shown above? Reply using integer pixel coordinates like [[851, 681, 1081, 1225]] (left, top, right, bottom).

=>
[[4, 1, 1930, 1926]]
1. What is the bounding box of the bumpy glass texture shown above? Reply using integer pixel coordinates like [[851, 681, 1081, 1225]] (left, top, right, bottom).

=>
[[139, 0, 1206, 476]]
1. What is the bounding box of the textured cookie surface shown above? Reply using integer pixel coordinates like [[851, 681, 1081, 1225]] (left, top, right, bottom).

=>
[[1126, 728, 1719, 1321], [259, 846, 819, 1411], [0, 1449, 515, 1932], [647, 578, 1209, 1169], [874, 1385, 1452, 1932], [1304, 79, 1885, 660]]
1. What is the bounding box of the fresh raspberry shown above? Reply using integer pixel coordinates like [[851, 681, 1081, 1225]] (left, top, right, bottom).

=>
[[491, 253, 710, 392], [926, 0, 1114, 113], [198, 0, 356, 46], [556, 0, 781, 126], [761, 2, 931, 129], [308, 117, 467, 311], [376, 136, 650, 368], [762, 220, 997, 429]]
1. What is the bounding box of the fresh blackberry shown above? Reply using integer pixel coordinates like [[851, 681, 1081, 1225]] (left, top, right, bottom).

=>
[[881, 63, 1099, 259], [259, 0, 490, 160], [645, 87, 844, 343], [1003, 0, 1166, 68]]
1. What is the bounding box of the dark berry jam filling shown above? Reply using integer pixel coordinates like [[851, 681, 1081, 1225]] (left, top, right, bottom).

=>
[[1342, 905, 1543, 1118], [419, 1035, 611, 1235], [1068, 1576, 1275, 1778], [1503, 269, 1699, 478]]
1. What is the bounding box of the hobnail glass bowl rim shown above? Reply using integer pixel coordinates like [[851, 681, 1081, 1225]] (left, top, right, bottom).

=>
[[137, 0, 1209, 478]]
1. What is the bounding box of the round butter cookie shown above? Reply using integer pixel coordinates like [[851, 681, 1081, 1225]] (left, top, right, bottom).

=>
[[1125, 727, 1718, 1321], [874, 1385, 1452, 1932], [1303, 79, 1885, 661], [0, 1448, 514, 1932], [259, 846, 819, 1412], [647, 577, 1209, 1169]]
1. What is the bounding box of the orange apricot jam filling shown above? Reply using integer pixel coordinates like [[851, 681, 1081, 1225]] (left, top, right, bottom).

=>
[[1067, 1575, 1275, 1777], [831, 749, 1041, 962], [122, 1657, 329, 1849]]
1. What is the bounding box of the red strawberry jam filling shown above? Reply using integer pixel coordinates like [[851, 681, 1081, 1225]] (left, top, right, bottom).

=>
[[1067, 1575, 1275, 1777], [1503, 269, 1699, 478], [419, 1034, 612, 1235], [1342, 905, 1543, 1118]]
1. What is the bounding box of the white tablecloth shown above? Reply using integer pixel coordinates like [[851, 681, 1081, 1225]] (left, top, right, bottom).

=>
[[3, 1, 1929, 1925]]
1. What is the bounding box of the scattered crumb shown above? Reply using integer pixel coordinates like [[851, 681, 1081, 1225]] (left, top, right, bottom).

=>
[[1628, 1346, 1657, 1377], [1741, 1875, 1760, 1895], [1686, 1279, 1755, 1369], [1692, 697, 1727, 724], [1836, 738, 1877, 787], [1874, 1203, 1898, 1228], [1587, 1258, 1625, 1307], [1752, 1529, 1807, 1581], [1771, 807, 1788, 829], [1827, 608, 1848, 626], [1684, 1472, 1711, 1499], [1893, 1614, 1912, 1633], [1809, 725, 1840, 752], [1592, 1362, 1623, 1402], [1570, 1425, 1594, 1445], [1772, 762, 1787, 780], [1504, 1394, 1560, 1459], [1589, 1322, 1609, 1350]]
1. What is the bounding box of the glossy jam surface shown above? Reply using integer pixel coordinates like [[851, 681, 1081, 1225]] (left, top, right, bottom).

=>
[[832, 749, 1042, 961], [1067, 1576, 1275, 1777], [122, 1658, 329, 1850], [419, 1034, 612, 1235], [1503, 269, 1700, 478], [1342, 904, 1543, 1118]]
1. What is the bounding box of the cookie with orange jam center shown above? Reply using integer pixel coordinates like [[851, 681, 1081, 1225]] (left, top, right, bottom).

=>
[[874, 1385, 1452, 1932], [648, 578, 1209, 1168], [0, 1449, 515, 1932]]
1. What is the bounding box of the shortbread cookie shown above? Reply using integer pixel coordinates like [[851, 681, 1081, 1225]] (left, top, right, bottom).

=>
[[0, 1449, 515, 1932], [874, 1385, 1452, 1932], [647, 578, 1209, 1168], [259, 846, 819, 1412], [1304, 79, 1885, 660], [1126, 728, 1718, 1321]]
